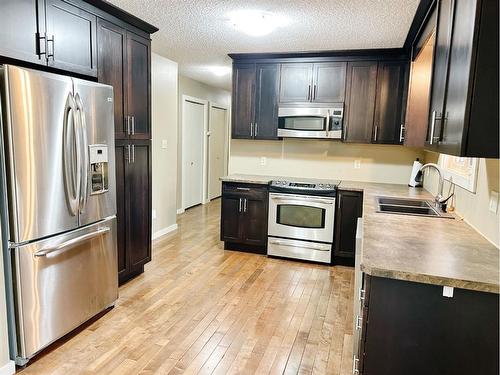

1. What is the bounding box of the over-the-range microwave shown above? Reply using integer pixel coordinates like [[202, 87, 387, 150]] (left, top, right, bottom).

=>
[[277, 105, 343, 139]]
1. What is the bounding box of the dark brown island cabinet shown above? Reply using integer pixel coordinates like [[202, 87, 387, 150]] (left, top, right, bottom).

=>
[[220, 183, 269, 254], [0, 0, 158, 284], [353, 275, 499, 375]]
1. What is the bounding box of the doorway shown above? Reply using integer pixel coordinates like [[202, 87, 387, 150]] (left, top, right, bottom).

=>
[[181, 96, 208, 210], [208, 104, 228, 200]]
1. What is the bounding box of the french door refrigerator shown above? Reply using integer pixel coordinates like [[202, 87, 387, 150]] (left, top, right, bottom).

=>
[[0, 65, 118, 365]]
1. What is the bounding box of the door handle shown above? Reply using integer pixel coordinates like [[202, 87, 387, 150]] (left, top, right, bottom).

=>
[[429, 111, 442, 145], [36, 32, 47, 57], [268, 239, 331, 252], [399, 124, 405, 143], [307, 85, 311, 101], [131, 144, 135, 163], [243, 198, 247, 213], [63, 93, 79, 216], [355, 314, 363, 330], [250, 123, 254, 137], [254, 123, 258, 137], [127, 145, 131, 164], [126, 116, 131, 135], [373, 125, 378, 142], [239, 198, 242, 213], [131, 116, 135, 135], [313, 84, 317, 100], [34, 227, 110, 257], [75, 93, 89, 211], [47, 35, 55, 61]]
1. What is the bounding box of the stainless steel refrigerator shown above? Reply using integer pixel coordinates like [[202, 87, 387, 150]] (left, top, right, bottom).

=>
[[0, 65, 118, 364]]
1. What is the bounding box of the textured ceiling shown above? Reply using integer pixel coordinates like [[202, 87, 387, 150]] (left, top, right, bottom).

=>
[[109, 0, 420, 90]]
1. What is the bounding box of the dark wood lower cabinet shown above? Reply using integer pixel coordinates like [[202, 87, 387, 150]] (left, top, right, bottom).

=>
[[355, 275, 499, 375], [221, 183, 268, 253], [116, 140, 152, 284], [334, 190, 363, 266]]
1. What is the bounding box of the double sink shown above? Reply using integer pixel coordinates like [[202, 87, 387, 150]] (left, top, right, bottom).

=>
[[376, 197, 454, 219]]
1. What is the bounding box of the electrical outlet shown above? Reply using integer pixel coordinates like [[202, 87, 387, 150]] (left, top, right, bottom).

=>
[[260, 157, 267, 166], [354, 160, 361, 169], [152, 209, 157, 220], [489, 191, 499, 213], [161, 140, 168, 149]]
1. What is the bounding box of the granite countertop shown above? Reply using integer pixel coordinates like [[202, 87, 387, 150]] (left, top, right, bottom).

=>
[[220, 174, 500, 293]]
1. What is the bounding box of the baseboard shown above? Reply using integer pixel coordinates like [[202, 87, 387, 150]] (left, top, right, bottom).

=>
[[176, 208, 185, 215], [152, 224, 178, 240], [0, 360, 15, 375]]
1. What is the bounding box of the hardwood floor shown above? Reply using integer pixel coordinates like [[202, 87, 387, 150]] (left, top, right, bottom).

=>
[[19, 199, 354, 375]]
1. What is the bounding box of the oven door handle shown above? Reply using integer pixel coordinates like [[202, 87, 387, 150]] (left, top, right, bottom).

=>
[[268, 239, 331, 252], [270, 194, 335, 205]]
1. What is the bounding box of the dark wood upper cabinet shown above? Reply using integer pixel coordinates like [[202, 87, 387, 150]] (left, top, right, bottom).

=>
[[254, 63, 279, 140], [126, 32, 150, 140], [45, 0, 97, 76], [373, 61, 409, 144], [426, 0, 498, 157], [232, 63, 256, 139], [334, 190, 363, 265], [97, 18, 126, 138], [344, 61, 378, 143], [0, 0, 45, 65], [279, 62, 347, 104], [312, 62, 347, 103], [279, 63, 314, 103]]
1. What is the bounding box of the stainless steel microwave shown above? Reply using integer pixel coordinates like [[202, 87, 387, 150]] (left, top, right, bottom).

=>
[[277, 106, 343, 139]]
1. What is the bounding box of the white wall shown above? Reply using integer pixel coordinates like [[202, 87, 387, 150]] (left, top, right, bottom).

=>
[[424, 152, 500, 247], [151, 53, 179, 238], [229, 139, 424, 185], [177, 75, 231, 210]]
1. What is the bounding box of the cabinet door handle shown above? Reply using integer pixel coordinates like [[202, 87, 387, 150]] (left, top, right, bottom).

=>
[[127, 145, 131, 164], [236, 187, 250, 191], [355, 315, 363, 330], [399, 124, 405, 143], [373, 125, 378, 142], [307, 85, 311, 101], [36, 32, 47, 57], [126, 116, 131, 135], [353, 355, 360, 375], [131, 116, 135, 135], [254, 123, 258, 137], [131, 144, 135, 163], [250, 123, 254, 137], [239, 198, 242, 212], [359, 288, 365, 302], [313, 84, 317, 100], [429, 111, 442, 145], [243, 198, 247, 213], [47, 35, 55, 61]]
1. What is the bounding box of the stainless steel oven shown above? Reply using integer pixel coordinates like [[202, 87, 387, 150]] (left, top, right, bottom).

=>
[[267, 180, 339, 264], [278, 106, 343, 139]]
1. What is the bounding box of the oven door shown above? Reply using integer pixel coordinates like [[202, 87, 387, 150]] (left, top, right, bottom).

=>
[[268, 193, 335, 243]]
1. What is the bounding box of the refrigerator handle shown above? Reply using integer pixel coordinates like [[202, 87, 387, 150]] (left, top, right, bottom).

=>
[[63, 93, 80, 216], [75, 93, 89, 212]]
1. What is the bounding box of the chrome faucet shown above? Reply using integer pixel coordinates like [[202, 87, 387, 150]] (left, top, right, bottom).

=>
[[417, 163, 445, 206]]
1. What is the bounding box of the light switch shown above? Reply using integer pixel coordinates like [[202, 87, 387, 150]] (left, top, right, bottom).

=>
[[161, 140, 168, 149], [443, 286, 454, 298], [260, 157, 267, 166], [354, 160, 361, 169], [489, 191, 499, 214]]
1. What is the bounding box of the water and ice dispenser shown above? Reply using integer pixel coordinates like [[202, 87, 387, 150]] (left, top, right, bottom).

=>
[[88, 144, 109, 195]]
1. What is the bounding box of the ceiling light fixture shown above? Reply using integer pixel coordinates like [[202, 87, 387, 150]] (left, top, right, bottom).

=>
[[228, 10, 288, 37], [208, 66, 232, 77]]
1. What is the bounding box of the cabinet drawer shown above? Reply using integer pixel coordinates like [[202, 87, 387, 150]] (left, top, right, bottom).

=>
[[222, 183, 268, 198]]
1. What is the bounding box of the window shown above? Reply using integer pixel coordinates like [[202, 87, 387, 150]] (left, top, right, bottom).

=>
[[438, 154, 479, 193]]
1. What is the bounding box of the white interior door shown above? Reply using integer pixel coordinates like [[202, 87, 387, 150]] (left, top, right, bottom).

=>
[[183, 100, 205, 209], [208, 106, 227, 200]]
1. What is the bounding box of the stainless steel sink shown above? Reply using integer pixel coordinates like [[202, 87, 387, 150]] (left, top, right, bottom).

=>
[[376, 196, 454, 219]]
